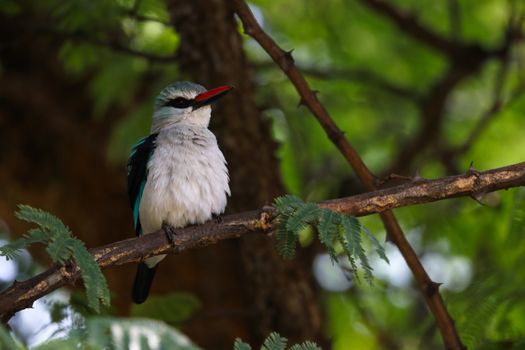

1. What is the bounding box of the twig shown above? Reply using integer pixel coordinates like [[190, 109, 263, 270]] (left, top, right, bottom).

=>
[[231, 1, 468, 348], [1, 161, 524, 322]]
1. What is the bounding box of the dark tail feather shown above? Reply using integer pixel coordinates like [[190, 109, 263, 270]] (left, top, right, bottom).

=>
[[132, 262, 158, 304]]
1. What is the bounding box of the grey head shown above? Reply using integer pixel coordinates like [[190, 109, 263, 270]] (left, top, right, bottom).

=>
[[152, 81, 232, 132]]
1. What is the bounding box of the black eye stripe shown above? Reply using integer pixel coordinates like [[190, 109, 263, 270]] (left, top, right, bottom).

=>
[[163, 97, 193, 109]]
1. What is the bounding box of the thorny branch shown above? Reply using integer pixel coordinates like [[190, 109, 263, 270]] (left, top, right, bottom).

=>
[[1, 162, 525, 322]]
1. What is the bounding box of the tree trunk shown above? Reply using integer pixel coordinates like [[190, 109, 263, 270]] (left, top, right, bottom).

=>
[[167, 0, 325, 347]]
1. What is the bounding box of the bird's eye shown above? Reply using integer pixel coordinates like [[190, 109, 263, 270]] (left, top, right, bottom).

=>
[[164, 97, 193, 109]]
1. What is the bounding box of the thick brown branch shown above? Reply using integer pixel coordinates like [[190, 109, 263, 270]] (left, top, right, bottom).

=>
[[1, 162, 524, 322], [231, 1, 468, 348], [326, 162, 525, 215], [0, 210, 271, 323]]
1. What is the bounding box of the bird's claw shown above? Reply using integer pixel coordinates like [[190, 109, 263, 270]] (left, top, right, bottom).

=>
[[162, 223, 176, 246], [212, 213, 223, 224]]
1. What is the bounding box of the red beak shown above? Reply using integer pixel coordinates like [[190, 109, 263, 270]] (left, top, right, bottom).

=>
[[194, 85, 233, 105], [192, 85, 233, 111]]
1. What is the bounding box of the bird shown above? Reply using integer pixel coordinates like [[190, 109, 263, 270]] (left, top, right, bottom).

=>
[[127, 81, 232, 304]]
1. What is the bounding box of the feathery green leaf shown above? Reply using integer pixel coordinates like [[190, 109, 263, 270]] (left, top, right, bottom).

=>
[[0, 242, 24, 261], [46, 236, 76, 264], [2, 205, 111, 314], [71, 240, 110, 313], [276, 225, 298, 259], [261, 332, 287, 350], [362, 226, 389, 263], [318, 209, 341, 247], [342, 216, 374, 284], [285, 203, 320, 233], [16, 204, 70, 235], [274, 195, 304, 217], [85, 317, 200, 350], [289, 341, 322, 350], [233, 338, 252, 350], [273, 195, 387, 283]]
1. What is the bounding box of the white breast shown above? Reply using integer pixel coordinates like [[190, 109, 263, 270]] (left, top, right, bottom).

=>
[[139, 125, 230, 235]]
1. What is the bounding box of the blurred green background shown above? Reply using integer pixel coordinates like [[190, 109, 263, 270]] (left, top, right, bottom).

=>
[[1, 0, 524, 349]]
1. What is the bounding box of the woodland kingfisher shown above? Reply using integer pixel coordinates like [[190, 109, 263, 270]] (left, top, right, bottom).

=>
[[127, 81, 232, 303]]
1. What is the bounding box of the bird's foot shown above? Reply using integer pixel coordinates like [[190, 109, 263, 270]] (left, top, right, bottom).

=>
[[162, 223, 177, 246], [212, 213, 223, 224]]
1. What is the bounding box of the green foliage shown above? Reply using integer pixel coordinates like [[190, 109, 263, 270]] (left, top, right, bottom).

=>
[[130, 293, 201, 324], [234, 338, 253, 350], [32, 337, 81, 350], [0, 205, 110, 313], [318, 208, 341, 249], [5, 319, 323, 350], [72, 240, 110, 313], [18, 317, 200, 350], [449, 274, 525, 349], [273, 195, 388, 282], [289, 342, 322, 350], [262, 332, 287, 350], [234, 332, 321, 350], [273, 195, 304, 258], [84, 317, 199, 350]]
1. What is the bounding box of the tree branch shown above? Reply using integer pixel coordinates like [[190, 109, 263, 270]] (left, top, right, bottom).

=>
[[231, 1, 468, 348], [1, 161, 525, 322]]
